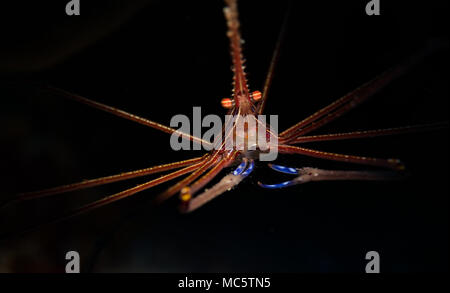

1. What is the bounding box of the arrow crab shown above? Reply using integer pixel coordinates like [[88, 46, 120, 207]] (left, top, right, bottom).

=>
[[4, 0, 446, 218], [0, 0, 448, 273]]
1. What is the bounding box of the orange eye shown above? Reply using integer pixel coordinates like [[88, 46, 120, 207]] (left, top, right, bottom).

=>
[[251, 90, 262, 101], [221, 97, 234, 109]]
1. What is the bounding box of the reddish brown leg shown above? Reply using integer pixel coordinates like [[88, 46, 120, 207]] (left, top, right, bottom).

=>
[[45, 86, 212, 148], [13, 156, 208, 203], [183, 151, 238, 196], [279, 65, 407, 142], [257, 4, 289, 115], [66, 162, 206, 217], [0, 161, 206, 239], [258, 167, 403, 189], [291, 122, 448, 144], [180, 156, 251, 213], [224, 0, 250, 98], [154, 153, 220, 203], [278, 145, 404, 170]]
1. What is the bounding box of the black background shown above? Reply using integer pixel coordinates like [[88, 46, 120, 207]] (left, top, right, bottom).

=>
[[0, 0, 448, 272]]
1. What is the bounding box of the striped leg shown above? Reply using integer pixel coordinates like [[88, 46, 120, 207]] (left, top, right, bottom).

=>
[[279, 66, 406, 142], [1, 156, 208, 210], [278, 145, 404, 170], [45, 86, 212, 148], [184, 151, 238, 196], [291, 122, 448, 144], [257, 3, 290, 115], [258, 164, 402, 189], [19, 156, 207, 200], [154, 154, 220, 203], [0, 161, 205, 240], [180, 159, 255, 213]]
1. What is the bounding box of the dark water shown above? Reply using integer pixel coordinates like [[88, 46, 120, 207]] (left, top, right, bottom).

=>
[[0, 0, 448, 272]]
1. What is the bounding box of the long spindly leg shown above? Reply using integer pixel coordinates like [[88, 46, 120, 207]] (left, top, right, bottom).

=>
[[154, 153, 221, 203], [156, 151, 239, 205], [291, 122, 449, 144], [1, 156, 208, 211], [64, 162, 207, 217], [180, 159, 255, 213], [224, 0, 250, 97], [278, 64, 409, 143], [0, 160, 207, 240], [258, 164, 402, 189], [278, 145, 405, 170], [183, 151, 239, 196], [45, 86, 212, 148], [257, 2, 290, 115], [11, 155, 208, 204]]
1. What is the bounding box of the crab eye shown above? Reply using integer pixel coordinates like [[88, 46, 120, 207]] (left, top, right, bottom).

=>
[[221, 97, 235, 109], [250, 90, 262, 102]]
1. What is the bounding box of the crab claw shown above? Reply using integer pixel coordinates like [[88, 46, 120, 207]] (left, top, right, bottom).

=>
[[179, 159, 256, 213], [268, 164, 299, 175], [257, 180, 296, 189], [258, 163, 299, 189], [241, 160, 255, 178], [232, 159, 248, 176]]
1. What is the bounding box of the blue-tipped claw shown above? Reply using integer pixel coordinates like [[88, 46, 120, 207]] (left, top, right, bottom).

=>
[[241, 160, 255, 178], [258, 164, 299, 188], [232, 160, 248, 176], [268, 164, 299, 175], [258, 180, 295, 189]]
